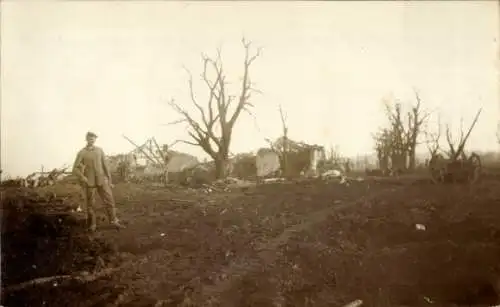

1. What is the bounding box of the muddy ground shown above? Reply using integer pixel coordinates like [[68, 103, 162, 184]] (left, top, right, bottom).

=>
[[2, 175, 500, 307]]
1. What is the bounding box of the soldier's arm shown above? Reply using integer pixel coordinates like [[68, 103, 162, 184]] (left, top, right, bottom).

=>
[[100, 148, 112, 182], [72, 150, 86, 182]]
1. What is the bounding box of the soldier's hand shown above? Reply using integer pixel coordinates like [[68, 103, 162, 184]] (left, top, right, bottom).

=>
[[109, 183, 115, 188], [81, 178, 89, 186]]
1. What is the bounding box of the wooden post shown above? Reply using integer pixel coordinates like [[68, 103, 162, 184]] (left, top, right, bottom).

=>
[[0, 134, 1, 183], [122, 135, 159, 166]]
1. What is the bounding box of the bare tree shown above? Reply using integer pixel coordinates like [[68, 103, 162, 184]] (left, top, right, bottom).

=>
[[384, 102, 409, 171], [424, 113, 442, 157], [406, 90, 431, 170], [167, 39, 262, 179], [265, 104, 290, 175], [380, 90, 430, 171], [326, 145, 343, 166]]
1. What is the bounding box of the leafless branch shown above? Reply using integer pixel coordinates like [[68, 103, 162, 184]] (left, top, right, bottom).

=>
[[445, 108, 482, 159], [163, 118, 187, 126], [228, 39, 262, 126], [277, 106, 287, 141], [183, 65, 211, 129], [412, 90, 432, 126], [424, 114, 442, 156]]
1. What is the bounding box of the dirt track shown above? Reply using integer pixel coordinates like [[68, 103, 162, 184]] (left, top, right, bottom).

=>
[[2, 177, 500, 307]]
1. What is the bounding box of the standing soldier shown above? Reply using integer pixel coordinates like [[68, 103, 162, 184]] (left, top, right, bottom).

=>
[[73, 132, 125, 232]]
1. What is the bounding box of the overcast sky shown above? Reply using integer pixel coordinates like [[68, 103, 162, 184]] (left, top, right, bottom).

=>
[[1, 1, 499, 177]]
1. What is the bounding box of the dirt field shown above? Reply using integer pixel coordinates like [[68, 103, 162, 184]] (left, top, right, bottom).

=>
[[2, 176, 500, 307]]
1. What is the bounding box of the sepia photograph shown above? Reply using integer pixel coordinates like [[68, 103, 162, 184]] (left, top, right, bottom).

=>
[[1, 1, 499, 306]]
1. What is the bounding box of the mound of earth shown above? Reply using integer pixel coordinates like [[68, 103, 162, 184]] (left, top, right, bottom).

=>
[[1, 187, 125, 307]]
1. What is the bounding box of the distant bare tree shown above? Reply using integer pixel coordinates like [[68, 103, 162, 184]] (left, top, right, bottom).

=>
[[265, 104, 290, 175], [406, 90, 431, 170], [167, 38, 262, 179], [317, 145, 351, 173], [385, 102, 408, 171], [378, 90, 430, 172], [326, 145, 342, 166]]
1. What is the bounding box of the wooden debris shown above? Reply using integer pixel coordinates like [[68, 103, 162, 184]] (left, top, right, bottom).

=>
[[342, 299, 363, 307], [3, 263, 127, 294]]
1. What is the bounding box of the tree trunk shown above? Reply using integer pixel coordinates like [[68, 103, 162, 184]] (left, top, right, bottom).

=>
[[408, 148, 416, 171], [214, 156, 229, 179], [391, 152, 406, 171], [282, 138, 289, 177], [379, 155, 389, 171], [408, 134, 418, 171]]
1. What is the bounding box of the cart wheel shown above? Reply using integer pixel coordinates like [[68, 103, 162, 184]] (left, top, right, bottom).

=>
[[468, 153, 481, 184]]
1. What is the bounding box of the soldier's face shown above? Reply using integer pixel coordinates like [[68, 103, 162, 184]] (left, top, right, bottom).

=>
[[86, 136, 97, 146]]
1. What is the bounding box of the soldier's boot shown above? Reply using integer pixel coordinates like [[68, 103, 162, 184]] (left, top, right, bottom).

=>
[[106, 207, 125, 229], [87, 209, 97, 232]]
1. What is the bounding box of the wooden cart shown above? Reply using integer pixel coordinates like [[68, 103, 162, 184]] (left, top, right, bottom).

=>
[[428, 109, 482, 184], [429, 152, 481, 184]]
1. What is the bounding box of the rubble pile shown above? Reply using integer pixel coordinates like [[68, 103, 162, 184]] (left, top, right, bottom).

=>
[[1, 167, 71, 189]]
